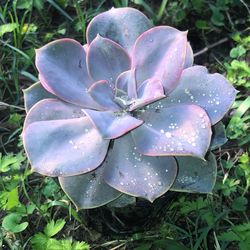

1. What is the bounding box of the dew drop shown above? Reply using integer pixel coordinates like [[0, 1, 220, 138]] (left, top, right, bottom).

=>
[[165, 132, 172, 138]]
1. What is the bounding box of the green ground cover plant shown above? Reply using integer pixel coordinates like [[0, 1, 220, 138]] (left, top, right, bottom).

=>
[[0, 0, 249, 249]]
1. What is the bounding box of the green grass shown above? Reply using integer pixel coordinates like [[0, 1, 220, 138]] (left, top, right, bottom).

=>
[[0, 0, 249, 249]]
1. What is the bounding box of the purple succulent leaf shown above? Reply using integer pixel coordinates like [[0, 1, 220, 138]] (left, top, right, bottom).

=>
[[59, 167, 121, 209], [170, 153, 217, 193], [115, 69, 137, 101], [132, 104, 212, 158], [23, 117, 109, 177], [87, 7, 153, 53], [87, 35, 131, 87], [82, 109, 143, 139], [23, 98, 84, 129], [129, 77, 165, 111], [23, 82, 56, 112], [210, 122, 227, 150], [184, 42, 193, 68], [165, 66, 238, 125], [88, 80, 121, 111], [36, 38, 101, 109], [132, 26, 187, 93], [103, 133, 177, 202]]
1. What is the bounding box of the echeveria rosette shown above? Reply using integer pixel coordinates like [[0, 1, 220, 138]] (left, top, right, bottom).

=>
[[22, 7, 237, 209]]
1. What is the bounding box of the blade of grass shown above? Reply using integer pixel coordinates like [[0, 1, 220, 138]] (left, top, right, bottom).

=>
[[113, 0, 122, 8], [47, 0, 73, 22], [74, 0, 86, 43], [157, 0, 168, 22], [0, 40, 33, 65], [122, 0, 128, 7], [20, 70, 39, 82], [233, 96, 250, 117], [132, 0, 155, 17], [0, 0, 9, 22]]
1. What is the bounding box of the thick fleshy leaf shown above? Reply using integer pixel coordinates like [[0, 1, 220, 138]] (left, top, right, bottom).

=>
[[23, 82, 56, 112], [87, 36, 131, 86], [87, 7, 153, 53], [36, 38, 101, 109], [210, 122, 228, 150], [83, 109, 143, 139], [103, 133, 177, 202], [129, 78, 165, 111], [166, 66, 238, 124], [23, 117, 109, 177], [24, 98, 84, 129], [132, 26, 187, 93], [170, 153, 217, 193], [132, 104, 212, 158], [88, 80, 120, 111], [184, 42, 193, 68], [115, 69, 137, 103], [59, 167, 121, 209]]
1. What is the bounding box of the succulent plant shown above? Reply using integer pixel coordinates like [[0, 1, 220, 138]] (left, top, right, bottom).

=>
[[22, 7, 237, 209]]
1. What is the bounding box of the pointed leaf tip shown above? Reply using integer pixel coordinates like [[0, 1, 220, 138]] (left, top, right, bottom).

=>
[[87, 7, 153, 53], [23, 82, 56, 112], [132, 26, 187, 93], [171, 153, 217, 193], [87, 36, 131, 87], [83, 109, 143, 139], [59, 166, 121, 209], [132, 104, 212, 158], [103, 133, 177, 202], [166, 66, 238, 124]]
